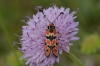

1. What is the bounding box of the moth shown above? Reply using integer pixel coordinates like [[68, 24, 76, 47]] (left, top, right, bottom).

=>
[[39, 8, 63, 58], [45, 22, 58, 58]]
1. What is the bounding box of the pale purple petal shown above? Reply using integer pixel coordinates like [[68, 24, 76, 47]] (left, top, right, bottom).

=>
[[18, 5, 79, 66]]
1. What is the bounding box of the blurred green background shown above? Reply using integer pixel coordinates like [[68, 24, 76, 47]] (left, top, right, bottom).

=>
[[0, 0, 100, 66]]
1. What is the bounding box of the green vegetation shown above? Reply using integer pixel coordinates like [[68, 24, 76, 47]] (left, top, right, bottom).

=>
[[0, 0, 100, 66]]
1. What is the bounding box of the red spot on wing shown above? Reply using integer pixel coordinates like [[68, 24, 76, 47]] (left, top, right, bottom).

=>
[[46, 29, 49, 36], [52, 45, 58, 58], [52, 39, 57, 46], [46, 39, 51, 46], [55, 45, 58, 49], [45, 39, 51, 57], [53, 29, 56, 36], [44, 45, 51, 57]]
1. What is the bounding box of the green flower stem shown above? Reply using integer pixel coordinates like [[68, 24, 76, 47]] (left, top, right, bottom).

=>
[[0, 15, 21, 66], [67, 52, 83, 66]]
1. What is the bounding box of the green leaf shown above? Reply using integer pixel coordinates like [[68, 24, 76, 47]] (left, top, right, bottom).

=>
[[81, 33, 100, 55]]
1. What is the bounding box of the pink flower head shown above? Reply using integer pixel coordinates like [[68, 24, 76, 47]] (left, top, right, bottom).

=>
[[19, 5, 79, 66]]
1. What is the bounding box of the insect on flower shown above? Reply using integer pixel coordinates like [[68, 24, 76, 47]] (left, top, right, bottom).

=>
[[15, 5, 79, 66], [38, 8, 64, 58]]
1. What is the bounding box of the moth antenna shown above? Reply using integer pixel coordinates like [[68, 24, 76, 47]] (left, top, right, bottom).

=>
[[53, 12, 64, 23], [39, 9, 51, 23]]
